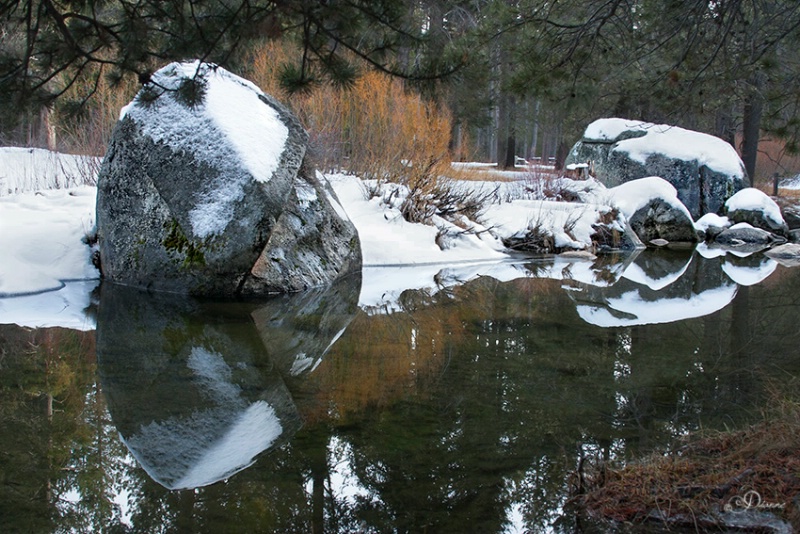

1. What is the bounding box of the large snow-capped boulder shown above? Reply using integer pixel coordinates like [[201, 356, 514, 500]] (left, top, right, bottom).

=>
[[96, 61, 361, 296], [609, 177, 698, 245], [565, 118, 746, 219], [724, 188, 789, 236]]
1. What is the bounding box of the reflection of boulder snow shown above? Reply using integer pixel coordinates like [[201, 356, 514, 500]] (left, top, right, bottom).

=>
[[721, 256, 777, 286], [96, 285, 301, 490], [120, 347, 283, 490], [96, 280, 359, 490], [577, 284, 737, 327], [124, 395, 282, 490], [620, 251, 691, 290], [573, 252, 739, 327]]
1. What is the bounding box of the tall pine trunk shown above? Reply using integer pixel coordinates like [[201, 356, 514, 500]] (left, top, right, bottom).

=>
[[741, 74, 764, 186]]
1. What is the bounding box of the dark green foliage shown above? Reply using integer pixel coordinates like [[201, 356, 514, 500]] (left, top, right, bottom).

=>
[[0, 0, 465, 120], [134, 84, 162, 108], [174, 77, 208, 109]]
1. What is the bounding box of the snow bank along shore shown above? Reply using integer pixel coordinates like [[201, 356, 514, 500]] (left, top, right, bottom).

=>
[[0, 145, 793, 330]]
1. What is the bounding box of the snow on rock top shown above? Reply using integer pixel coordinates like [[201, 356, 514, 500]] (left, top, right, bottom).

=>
[[583, 118, 745, 180], [725, 188, 784, 226], [120, 61, 289, 238], [608, 176, 692, 220], [694, 213, 730, 232]]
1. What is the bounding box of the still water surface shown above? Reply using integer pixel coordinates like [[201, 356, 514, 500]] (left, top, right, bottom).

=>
[[2, 249, 800, 532]]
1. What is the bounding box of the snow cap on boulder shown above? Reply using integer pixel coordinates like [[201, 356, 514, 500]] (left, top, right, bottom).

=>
[[97, 61, 361, 296], [609, 176, 698, 245], [724, 187, 789, 236], [566, 118, 746, 219]]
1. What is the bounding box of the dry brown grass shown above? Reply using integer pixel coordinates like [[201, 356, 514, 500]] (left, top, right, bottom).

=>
[[572, 389, 800, 530], [55, 68, 139, 157], [753, 137, 800, 184]]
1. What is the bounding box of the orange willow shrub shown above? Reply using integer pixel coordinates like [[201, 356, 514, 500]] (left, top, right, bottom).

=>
[[243, 41, 454, 189], [245, 41, 487, 223], [342, 71, 452, 186]]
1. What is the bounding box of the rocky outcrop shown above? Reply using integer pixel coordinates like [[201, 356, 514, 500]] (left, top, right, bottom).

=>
[[565, 118, 746, 219], [96, 61, 361, 296], [625, 198, 698, 245]]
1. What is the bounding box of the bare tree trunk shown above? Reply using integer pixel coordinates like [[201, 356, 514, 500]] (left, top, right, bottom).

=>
[[741, 74, 764, 186], [531, 100, 540, 159], [715, 106, 736, 147], [496, 89, 508, 168], [503, 94, 517, 169], [42, 105, 57, 151]]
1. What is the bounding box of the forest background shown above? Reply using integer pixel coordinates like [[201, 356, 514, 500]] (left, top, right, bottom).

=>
[[2, 0, 800, 185]]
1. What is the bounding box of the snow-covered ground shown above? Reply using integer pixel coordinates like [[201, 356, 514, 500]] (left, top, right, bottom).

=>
[[0, 147, 100, 195], [0, 148, 785, 331]]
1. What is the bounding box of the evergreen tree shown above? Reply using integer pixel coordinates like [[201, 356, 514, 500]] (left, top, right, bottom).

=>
[[0, 1, 465, 121]]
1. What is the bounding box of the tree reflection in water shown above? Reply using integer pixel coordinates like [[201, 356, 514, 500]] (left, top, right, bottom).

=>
[[2, 250, 800, 532]]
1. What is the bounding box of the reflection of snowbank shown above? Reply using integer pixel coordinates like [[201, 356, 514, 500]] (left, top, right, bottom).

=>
[[359, 261, 532, 312], [577, 283, 738, 327]]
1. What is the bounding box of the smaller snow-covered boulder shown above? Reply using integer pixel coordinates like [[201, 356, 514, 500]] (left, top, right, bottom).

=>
[[609, 177, 698, 245], [724, 188, 789, 236], [96, 61, 361, 296], [565, 118, 746, 219]]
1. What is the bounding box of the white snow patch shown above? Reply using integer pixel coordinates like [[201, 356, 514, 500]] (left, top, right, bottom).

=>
[[483, 199, 603, 250], [328, 174, 507, 265], [695, 213, 730, 232], [122, 61, 289, 238], [0, 186, 99, 296]]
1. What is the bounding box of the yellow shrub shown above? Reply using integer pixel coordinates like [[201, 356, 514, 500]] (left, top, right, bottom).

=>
[[244, 40, 454, 191]]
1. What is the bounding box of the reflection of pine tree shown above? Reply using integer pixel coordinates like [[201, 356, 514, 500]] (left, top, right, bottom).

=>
[[0, 326, 99, 532]]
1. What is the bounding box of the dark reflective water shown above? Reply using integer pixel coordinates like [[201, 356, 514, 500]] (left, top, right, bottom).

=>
[[2, 250, 800, 533]]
